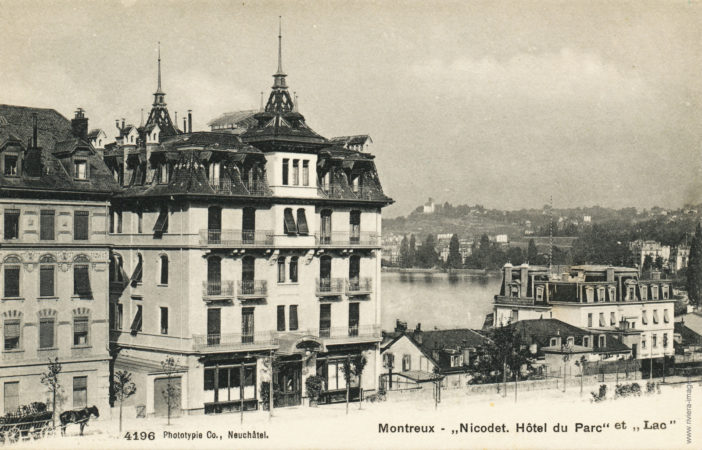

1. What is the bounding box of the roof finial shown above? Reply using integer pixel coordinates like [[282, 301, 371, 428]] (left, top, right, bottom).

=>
[[156, 41, 163, 94], [277, 16, 283, 75]]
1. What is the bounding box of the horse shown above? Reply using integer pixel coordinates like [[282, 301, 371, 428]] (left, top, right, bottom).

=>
[[59, 405, 99, 436]]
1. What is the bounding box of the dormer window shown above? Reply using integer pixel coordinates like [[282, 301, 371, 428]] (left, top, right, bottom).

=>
[[4, 154, 18, 176], [74, 160, 87, 180], [159, 163, 169, 184]]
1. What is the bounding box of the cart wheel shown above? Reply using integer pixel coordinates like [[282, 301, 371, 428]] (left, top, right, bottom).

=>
[[7, 427, 20, 444], [43, 426, 56, 438]]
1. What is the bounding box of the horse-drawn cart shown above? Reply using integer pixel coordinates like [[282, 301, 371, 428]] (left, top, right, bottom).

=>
[[0, 403, 54, 445]]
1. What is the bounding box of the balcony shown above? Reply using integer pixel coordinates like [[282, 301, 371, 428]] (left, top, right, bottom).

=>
[[319, 184, 378, 201], [346, 277, 373, 295], [311, 325, 381, 342], [315, 232, 381, 248], [208, 179, 271, 197], [202, 280, 234, 299], [494, 296, 537, 306], [193, 331, 278, 352], [315, 278, 346, 297], [199, 229, 274, 247], [237, 280, 268, 300]]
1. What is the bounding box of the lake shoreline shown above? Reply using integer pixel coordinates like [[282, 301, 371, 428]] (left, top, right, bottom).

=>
[[381, 267, 501, 276]]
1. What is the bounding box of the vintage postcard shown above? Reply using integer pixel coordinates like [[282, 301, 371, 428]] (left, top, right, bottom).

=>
[[0, 0, 700, 448]]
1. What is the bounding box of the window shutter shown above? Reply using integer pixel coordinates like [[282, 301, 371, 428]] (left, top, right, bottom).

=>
[[4, 267, 20, 297], [74, 265, 91, 296], [40, 266, 54, 297], [131, 306, 142, 334], [283, 209, 297, 235], [39, 319, 54, 348], [74, 211, 89, 240], [296, 209, 309, 235], [130, 258, 143, 286], [153, 208, 169, 233]]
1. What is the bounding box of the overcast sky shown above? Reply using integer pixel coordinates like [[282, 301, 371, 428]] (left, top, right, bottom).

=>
[[1, 0, 700, 216]]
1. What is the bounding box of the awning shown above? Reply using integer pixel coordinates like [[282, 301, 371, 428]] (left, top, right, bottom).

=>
[[277, 333, 322, 356]]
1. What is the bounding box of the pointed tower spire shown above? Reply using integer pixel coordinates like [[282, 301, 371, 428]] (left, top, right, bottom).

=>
[[156, 41, 163, 94], [277, 16, 284, 75]]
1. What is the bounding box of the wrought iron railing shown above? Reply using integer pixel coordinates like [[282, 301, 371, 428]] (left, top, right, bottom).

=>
[[306, 325, 381, 340], [315, 278, 346, 296], [209, 179, 270, 196], [193, 331, 278, 350], [347, 277, 373, 294], [315, 232, 380, 247], [238, 280, 268, 298], [202, 280, 234, 297], [199, 229, 274, 247]]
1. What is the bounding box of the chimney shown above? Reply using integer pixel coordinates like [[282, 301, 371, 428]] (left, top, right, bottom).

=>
[[183, 117, 187, 134], [394, 319, 407, 333], [71, 108, 89, 140], [115, 119, 121, 131], [32, 113, 38, 148], [174, 112, 178, 129], [503, 263, 513, 295], [412, 323, 422, 344], [188, 110, 192, 133], [122, 118, 125, 130]]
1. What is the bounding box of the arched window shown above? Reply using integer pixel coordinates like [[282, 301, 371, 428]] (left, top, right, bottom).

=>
[[160, 254, 169, 285], [277, 257, 286, 283], [289, 257, 298, 283]]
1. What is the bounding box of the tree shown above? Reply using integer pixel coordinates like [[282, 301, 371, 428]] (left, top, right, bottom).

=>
[[408, 234, 417, 267], [687, 222, 702, 307], [643, 254, 654, 271], [447, 234, 462, 268], [40, 357, 62, 428], [417, 234, 438, 268], [341, 354, 367, 415], [113, 370, 137, 433], [654, 256, 664, 271], [160, 356, 180, 426], [399, 235, 409, 268], [527, 239, 538, 263], [574, 356, 587, 396], [478, 325, 535, 399], [383, 353, 395, 390]]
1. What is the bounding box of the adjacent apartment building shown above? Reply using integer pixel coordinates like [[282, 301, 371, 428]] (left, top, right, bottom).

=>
[[492, 264, 675, 366], [106, 38, 392, 416], [0, 105, 118, 415]]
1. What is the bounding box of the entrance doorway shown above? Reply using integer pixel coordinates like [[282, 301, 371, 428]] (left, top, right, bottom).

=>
[[154, 376, 181, 417], [275, 361, 302, 407]]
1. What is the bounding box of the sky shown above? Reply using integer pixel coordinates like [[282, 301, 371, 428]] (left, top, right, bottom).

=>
[[0, 0, 701, 217]]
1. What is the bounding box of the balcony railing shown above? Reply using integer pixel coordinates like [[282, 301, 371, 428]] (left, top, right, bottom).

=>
[[315, 278, 346, 297], [319, 184, 378, 201], [315, 232, 381, 247], [193, 331, 278, 351], [209, 179, 270, 196], [199, 229, 274, 247], [202, 280, 234, 298], [238, 280, 268, 299], [494, 295, 536, 306], [346, 277, 373, 295], [309, 325, 381, 340]]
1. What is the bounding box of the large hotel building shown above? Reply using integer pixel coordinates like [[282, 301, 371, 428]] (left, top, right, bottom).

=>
[[0, 34, 392, 416]]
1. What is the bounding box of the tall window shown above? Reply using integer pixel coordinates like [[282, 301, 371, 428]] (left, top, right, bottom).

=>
[[292, 159, 299, 185], [117, 304, 123, 330], [3, 319, 20, 350], [3, 209, 19, 240], [587, 313, 593, 328], [159, 163, 169, 184], [319, 304, 331, 337], [4, 265, 20, 298], [207, 308, 221, 346], [289, 257, 298, 283], [153, 207, 168, 235], [4, 382, 19, 415], [296, 209, 309, 235], [349, 255, 360, 288], [302, 160, 309, 186], [4, 155, 18, 176], [39, 264, 55, 297], [277, 305, 285, 331], [242, 307, 255, 343], [137, 210, 143, 234], [72, 376, 87, 408], [160, 255, 169, 285], [289, 305, 298, 331], [277, 257, 286, 283], [320, 256, 332, 290], [40, 210, 55, 240], [74, 160, 87, 179], [73, 263, 91, 297], [73, 317, 89, 346], [283, 208, 297, 235], [39, 317, 55, 349], [349, 303, 359, 337], [320, 210, 332, 243], [652, 334, 658, 348], [74, 211, 89, 240], [599, 312, 605, 327], [599, 335, 606, 348], [282, 158, 289, 185], [207, 256, 221, 294], [350, 211, 361, 243], [160, 307, 169, 335], [610, 311, 616, 326], [402, 354, 411, 372], [131, 305, 143, 334]]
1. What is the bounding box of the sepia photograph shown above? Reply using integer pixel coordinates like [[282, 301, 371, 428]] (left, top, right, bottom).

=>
[[0, 0, 700, 448]]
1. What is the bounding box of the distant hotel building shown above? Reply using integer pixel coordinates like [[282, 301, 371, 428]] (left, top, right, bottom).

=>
[[105, 35, 392, 416], [0, 105, 118, 414], [492, 264, 675, 365]]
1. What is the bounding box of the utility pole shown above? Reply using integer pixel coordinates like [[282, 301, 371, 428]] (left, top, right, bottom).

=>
[[269, 350, 274, 421]]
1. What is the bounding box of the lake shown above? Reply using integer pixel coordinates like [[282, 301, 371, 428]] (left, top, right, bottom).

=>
[[381, 272, 502, 331]]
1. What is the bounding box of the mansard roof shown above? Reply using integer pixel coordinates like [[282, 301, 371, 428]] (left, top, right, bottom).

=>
[[0, 104, 119, 196]]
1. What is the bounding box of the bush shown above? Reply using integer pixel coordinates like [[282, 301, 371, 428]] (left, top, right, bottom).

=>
[[305, 375, 324, 406], [259, 382, 281, 410], [591, 384, 607, 402], [646, 381, 656, 395], [614, 383, 642, 399]]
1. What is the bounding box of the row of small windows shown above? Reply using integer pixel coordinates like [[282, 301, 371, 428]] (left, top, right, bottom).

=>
[[109, 207, 169, 235], [2, 258, 92, 299], [3, 313, 91, 351], [2, 154, 87, 180], [110, 254, 168, 286], [3, 209, 90, 241], [586, 309, 670, 328], [640, 333, 670, 350], [4, 376, 89, 414], [281, 159, 309, 186], [109, 303, 169, 336]]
